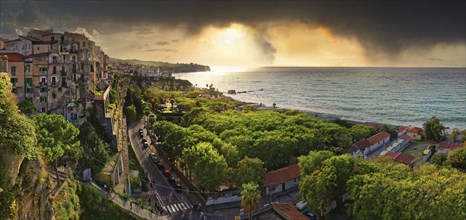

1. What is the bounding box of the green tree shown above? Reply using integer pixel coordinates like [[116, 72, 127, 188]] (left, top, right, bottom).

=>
[[125, 105, 137, 123], [378, 124, 397, 139], [34, 114, 80, 185], [17, 99, 36, 115], [0, 78, 37, 159], [451, 128, 460, 141], [349, 124, 372, 141], [447, 147, 466, 171], [241, 182, 261, 220], [233, 157, 266, 186], [423, 116, 446, 142], [182, 142, 227, 191], [430, 152, 449, 167]]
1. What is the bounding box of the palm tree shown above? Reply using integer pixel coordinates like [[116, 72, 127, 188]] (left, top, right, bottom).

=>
[[241, 182, 261, 220]]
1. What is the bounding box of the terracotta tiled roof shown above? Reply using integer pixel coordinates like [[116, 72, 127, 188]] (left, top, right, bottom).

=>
[[264, 164, 300, 186], [401, 135, 411, 140], [398, 126, 408, 132], [367, 131, 391, 145], [0, 52, 25, 62], [385, 152, 415, 165], [438, 141, 463, 152], [353, 139, 372, 150], [25, 52, 50, 58], [272, 203, 309, 220], [407, 127, 423, 134]]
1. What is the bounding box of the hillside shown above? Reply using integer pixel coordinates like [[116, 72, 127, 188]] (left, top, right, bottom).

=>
[[110, 58, 211, 73]]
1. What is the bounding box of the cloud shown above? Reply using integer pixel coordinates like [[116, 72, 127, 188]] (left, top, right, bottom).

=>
[[155, 41, 170, 46], [1, 0, 464, 63], [144, 48, 177, 52]]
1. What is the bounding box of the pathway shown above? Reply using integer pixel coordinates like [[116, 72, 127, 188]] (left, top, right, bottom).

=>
[[88, 181, 171, 220]]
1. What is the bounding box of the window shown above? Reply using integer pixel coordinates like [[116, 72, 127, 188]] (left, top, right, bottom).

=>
[[53, 66, 57, 74], [24, 65, 30, 72], [10, 78, 18, 85], [26, 87, 32, 93], [82, 42, 86, 47], [25, 78, 32, 87], [51, 36, 55, 42], [10, 66, 16, 76], [61, 35, 65, 44], [40, 97, 47, 103], [40, 87, 47, 93], [37, 47, 39, 51], [16, 87, 22, 94]]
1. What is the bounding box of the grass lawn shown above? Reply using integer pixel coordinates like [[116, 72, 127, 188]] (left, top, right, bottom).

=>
[[402, 140, 431, 159]]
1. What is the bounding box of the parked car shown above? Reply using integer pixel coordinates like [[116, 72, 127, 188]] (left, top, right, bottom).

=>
[[302, 211, 318, 220], [149, 153, 158, 163], [156, 163, 165, 170], [163, 169, 171, 177], [167, 177, 176, 185], [143, 142, 149, 148], [139, 129, 144, 138], [173, 183, 182, 192], [142, 138, 147, 144], [296, 200, 308, 211]]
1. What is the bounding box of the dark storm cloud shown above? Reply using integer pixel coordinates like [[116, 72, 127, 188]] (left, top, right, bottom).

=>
[[2, 0, 465, 59]]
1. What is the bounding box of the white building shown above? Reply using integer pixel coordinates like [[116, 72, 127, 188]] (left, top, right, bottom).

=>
[[264, 164, 300, 196]]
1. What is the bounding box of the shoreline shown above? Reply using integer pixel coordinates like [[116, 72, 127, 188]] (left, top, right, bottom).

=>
[[237, 100, 389, 128]]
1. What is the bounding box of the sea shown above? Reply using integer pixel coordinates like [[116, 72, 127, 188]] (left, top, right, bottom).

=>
[[173, 67, 466, 130]]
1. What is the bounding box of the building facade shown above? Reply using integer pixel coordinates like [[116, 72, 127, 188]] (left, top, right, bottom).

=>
[[0, 29, 109, 119]]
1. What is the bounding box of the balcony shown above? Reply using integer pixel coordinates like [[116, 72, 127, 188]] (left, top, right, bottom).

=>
[[51, 82, 58, 87], [40, 81, 47, 86]]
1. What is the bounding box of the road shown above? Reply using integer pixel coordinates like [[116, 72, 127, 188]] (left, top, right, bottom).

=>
[[128, 120, 206, 219]]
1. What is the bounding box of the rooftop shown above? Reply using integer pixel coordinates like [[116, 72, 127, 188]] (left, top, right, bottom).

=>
[[353, 139, 372, 149], [407, 127, 423, 134], [367, 131, 391, 145], [272, 203, 309, 220], [264, 164, 300, 186], [398, 126, 408, 132], [0, 52, 25, 62], [385, 152, 415, 165], [438, 141, 463, 152]]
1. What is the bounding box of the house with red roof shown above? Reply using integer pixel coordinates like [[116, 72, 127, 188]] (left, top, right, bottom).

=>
[[397, 125, 409, 137], [264, 164, 300, 195], [345, 131, 391, 159], [364, 131, 391, 157], [437, 141, 464, 154], [385, 152, 416, 167], [344, 139, 371, 158], [407, 127, 423, 140]]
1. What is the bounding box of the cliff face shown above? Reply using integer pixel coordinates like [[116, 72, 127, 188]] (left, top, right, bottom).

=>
[[15, 157, 54, 220], [0, 147, 54, 220], [0, 147, 25, 188]]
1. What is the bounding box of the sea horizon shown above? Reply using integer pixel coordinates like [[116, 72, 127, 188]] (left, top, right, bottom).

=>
[[175, 66, 466, 130]]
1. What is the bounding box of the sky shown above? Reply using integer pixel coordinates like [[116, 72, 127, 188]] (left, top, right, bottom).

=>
[[0, 0, 465, 67]]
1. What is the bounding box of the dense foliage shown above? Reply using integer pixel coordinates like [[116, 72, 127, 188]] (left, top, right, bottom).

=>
[[423, 116, 446, 141], [77, 183, 136, 220], [298, 151, 466, 219], [0, 79, 37, 159], [78, 121, 113, 174], [147, 87, 374, 190], [17, 100, 36, 115]]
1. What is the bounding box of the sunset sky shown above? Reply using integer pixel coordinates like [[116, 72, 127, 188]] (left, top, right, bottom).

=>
[[1, 0, 465, 67]]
